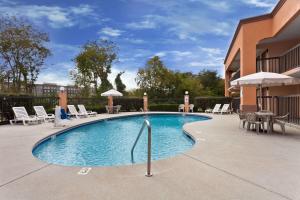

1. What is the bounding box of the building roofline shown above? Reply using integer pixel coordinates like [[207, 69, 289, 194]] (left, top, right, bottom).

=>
[[224, 0, 287, 64]]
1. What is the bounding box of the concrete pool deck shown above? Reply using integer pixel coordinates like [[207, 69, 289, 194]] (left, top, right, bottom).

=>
[[0, 112, 300, 200]]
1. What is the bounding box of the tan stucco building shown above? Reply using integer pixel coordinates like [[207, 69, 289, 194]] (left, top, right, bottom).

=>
[[225, 0, 300, 123]]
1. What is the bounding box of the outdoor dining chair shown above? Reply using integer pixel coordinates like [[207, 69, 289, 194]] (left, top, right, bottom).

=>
[[271, 113, 289, 134], [246, 113, 265, 134]]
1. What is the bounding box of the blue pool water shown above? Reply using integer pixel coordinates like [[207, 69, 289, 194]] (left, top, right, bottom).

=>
[[33, 114, 209, 166]]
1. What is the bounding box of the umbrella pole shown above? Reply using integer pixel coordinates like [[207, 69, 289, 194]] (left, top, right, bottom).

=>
[[260, 84, 263, 111]]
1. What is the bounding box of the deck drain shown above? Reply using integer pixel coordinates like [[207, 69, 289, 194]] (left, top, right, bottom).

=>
[[77, 167, 92, 175]]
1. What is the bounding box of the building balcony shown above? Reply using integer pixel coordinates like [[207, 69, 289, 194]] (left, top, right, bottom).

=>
[[256, 43, 300, 76]]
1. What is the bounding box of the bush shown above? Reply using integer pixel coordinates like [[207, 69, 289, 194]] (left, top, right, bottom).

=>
[[68, 97, 144, 113], [149, 104, 179, 112], [114, 97, 143, 111]]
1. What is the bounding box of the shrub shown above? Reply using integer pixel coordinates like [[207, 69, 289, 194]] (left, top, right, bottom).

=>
[[149, 104, 179, 112], [194, 97, 232, 111], [114, 97, 143, 111]]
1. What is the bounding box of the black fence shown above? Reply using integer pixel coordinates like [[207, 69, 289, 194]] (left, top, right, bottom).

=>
[[194, 97, 232, 112], [0, 95, 240, 125], [0, 95, 59, 125], [68, 97, 144, 113], [113, 97, 143, 111], [67, 97, 108, 113], [256, 57, 280, 73], [258, 96, 300, 125], [256, 43, 300, 74]]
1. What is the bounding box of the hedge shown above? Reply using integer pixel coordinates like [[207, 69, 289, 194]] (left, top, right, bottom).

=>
[[68, 97, 143, 112], [149, 104, 179, 112], [113, 97, 143, 111], [194, 97, 232, 111]]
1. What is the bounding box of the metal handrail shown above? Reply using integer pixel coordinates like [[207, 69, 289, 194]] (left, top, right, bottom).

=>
[[130, 119, 152, 177]]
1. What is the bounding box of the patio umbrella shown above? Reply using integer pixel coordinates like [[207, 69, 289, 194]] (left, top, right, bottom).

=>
[[101, 89, 123, 109], [230, 72, 300, 110], [101, 89, 123, 97]]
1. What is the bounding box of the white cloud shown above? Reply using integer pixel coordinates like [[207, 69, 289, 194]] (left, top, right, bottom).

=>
[[124, 38, 146, 44], [200, 47, 223, 55], [99, 27, 123, 37], [0, 1, 99, 28], [37, 72, 73, 86], [126, 18, 157, 30], [153, 50, 192, 58], [154, 52, 167, 57], [189, 0, 231, 12], [241, 0, 276, 8], [145, 14, 231, 41]]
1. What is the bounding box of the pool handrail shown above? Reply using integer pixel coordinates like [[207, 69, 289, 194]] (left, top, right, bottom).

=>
[[130, 119, 152, 177]]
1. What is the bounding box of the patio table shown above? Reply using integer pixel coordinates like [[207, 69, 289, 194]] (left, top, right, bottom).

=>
[[255, 111, 275, 133]]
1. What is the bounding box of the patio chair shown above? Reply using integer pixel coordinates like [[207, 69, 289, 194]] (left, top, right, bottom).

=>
[[178, 104, 184, 112], [10, 107, 43, 125], [78, 105, 97, 117], [237, 110, 247, 128], [212, 104, 222, 114], [220, 104, 232, 114], [271, 113, 289, 134], [33, 106, 55, 122], [189, 104, 194, 112], [114, 105, 121, 114], [67, 105, 88, 118], [245, 113, 265, 134]]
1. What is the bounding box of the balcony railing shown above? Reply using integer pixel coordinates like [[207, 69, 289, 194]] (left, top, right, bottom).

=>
[[256, 43, 300, 73], [256, 57, 280, 73], [257, 95, 300, 125]]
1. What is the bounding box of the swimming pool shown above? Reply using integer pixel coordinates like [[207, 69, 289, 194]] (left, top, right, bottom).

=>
[[33, 114, 209, 167]]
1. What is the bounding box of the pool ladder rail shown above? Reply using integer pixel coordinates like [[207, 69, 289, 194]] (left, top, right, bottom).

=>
[[130, 119, 153, 177]]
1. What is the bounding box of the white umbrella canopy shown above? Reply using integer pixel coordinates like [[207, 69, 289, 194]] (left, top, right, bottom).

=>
[[230, 72, 300, 111], [231, 72, 300, 87], [101, 89, 123, 97]]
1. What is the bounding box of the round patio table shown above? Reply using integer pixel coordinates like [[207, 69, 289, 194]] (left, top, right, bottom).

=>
[[255, 111, 275, 133]]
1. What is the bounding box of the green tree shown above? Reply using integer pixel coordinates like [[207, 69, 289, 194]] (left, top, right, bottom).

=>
[[115, 71, 126, 93], [73, 40, 117, 95], [136, 56, 174, 98], [197, 70, 224, 96], [173, 72, 204, 98], [0, 16, 51, 93]]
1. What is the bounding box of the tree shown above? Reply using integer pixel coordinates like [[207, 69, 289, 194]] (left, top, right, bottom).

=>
[[115, 71, 126, 93], [172, 72, 204, 98], [197, 70, 224, 96], [0, 16, 51, 93], [73, 40, 117, 95], [136, 56, 175, 98], [69, 69, 92, 97]]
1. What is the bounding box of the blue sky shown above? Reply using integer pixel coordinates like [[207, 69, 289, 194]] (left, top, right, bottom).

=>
[[0, 0, 278, 89]]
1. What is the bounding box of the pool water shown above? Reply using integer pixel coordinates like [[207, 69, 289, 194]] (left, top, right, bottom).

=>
[[33, 114, 209, 166]]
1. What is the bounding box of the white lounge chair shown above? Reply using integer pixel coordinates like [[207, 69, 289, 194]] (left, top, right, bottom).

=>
[[178, 104, 184, 112], [34, 106, 55, 122], [189, 104, 194, 112], [211, 104, 222, 114], [67, 105, 88, 118], [220, 104, 232, 114], [10, 107, 43, 125], [78, 104, 97, 117]]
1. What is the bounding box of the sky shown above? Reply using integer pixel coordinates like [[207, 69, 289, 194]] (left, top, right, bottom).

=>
[[0, 0, 278, 89]]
